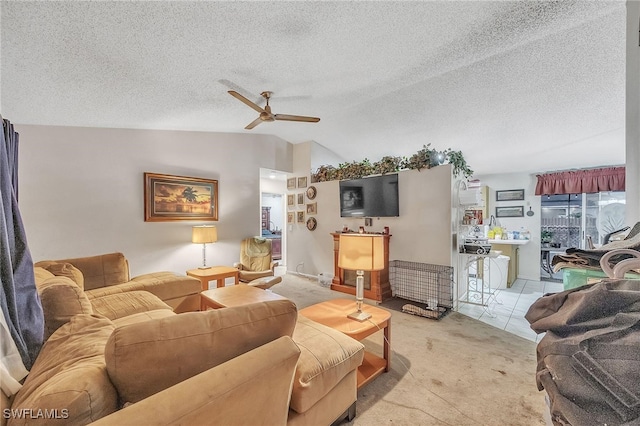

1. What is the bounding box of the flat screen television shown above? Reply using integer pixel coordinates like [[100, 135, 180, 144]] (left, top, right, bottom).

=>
[[339, 174, 399, 217]]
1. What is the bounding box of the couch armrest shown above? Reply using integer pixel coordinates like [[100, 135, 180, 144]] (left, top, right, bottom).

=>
[[105, 299, 298, 403], [90, 336, 300, 426]]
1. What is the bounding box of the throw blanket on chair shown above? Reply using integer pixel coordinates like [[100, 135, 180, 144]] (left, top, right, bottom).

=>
[[241, 238, 272, 272]]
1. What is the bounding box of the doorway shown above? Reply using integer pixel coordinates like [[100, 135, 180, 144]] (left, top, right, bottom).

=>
[[259, 168, 288, 268], [261, 193, 284, 261], [540, 191, 626, 281]]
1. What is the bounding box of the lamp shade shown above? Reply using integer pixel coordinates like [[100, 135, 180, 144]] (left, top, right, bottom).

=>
[[338, 234, 384, 271], [192, 225, 217, 244]]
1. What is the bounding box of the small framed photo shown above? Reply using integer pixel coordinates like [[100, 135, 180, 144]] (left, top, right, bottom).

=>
[[306, 202, 317, 215], [496, 206, 524, 218], [297, 176, 307, 188], [287, 194, 295, 207], [297, 193, 305, 205], [287, 178, 296, 190], [297, 210, 305, 223], [496, 189, 525, 202], [287, 212, 295, 224]]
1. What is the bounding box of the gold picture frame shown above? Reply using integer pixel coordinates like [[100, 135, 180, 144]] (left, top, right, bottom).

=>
[[297, 176, 307, 188], [297, 211, 305, 223], [287, 178, 296, 190], [287, 194, 295, 207], [306, 202, 317, 214], [287, 212, 295, 223], [144, 172, 218, 222], [297, 193, 305, 205]]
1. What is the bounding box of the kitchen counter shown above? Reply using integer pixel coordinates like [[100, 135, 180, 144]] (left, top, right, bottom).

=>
[[488, 239, 530, 245]]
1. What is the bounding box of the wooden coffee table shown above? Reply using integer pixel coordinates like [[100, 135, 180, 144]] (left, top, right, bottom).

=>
[[186, 266, 239, 291], [299, 299, 391, 389], [200, 284, 288, 310]]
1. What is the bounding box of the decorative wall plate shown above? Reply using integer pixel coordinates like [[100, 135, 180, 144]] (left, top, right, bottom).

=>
[[306, 185, 317, 200], [306, 217, 317, 231]]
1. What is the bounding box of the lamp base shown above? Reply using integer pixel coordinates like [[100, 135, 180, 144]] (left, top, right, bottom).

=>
[[347, 310, 372, 322]]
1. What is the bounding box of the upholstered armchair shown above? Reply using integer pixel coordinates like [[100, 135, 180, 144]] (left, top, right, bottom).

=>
[[234, 237, 279, 283]]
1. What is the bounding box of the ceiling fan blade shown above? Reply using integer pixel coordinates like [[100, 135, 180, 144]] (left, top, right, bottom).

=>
[[228, 90, 265, 114], [245, 117, 263, 130], [274, 114, 320, 123], [218, 79, 262, 104]]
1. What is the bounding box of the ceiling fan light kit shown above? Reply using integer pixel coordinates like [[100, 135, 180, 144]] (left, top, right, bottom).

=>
[[228, 90, 320, 130]]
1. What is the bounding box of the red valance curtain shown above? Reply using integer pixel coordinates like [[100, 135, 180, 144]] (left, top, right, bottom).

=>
[[535, 167, 625, 196]]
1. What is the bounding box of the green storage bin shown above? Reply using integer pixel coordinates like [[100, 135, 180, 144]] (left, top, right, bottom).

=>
[[563, 268, 640, 290]]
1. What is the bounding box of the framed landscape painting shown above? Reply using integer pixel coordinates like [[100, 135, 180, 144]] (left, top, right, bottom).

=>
[[144, 172, 218, 222], [495, 205, 524, 218], [496, 189, 525, 201]]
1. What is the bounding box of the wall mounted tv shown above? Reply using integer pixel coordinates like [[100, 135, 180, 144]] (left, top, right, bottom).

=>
[[339, 174, 399, 217]]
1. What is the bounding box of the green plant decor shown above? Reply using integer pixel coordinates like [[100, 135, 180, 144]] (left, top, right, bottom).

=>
[[541, 230, 554, 243], [311, 144, 473, 182]]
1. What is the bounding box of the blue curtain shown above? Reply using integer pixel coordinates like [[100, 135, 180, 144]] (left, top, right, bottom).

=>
[[1, 117, 43, 369]]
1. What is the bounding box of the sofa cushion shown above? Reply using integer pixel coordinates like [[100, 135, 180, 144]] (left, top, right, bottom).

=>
[[9, 315, 118, 425], [38, 262, 85, 290], [111, 309, 176, 327], [33, 267, 55, 285], [86, 272, 201, 306], [37, 252, 129, 291], [105, 299, 298, 403], [90, 291, 173, 320], [35, 276, 93, 340], [289, 316, 365, 414]]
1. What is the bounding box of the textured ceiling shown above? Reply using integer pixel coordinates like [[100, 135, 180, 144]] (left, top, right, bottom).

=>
[[1, 1, 627, 176]]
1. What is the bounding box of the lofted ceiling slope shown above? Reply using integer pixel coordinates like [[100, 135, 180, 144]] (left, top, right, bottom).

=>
[[0, 0, 628, 176]]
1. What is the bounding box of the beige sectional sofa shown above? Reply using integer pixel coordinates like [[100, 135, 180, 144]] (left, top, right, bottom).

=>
[[34, 252, 201, 313], [1, 260, 365, 425]]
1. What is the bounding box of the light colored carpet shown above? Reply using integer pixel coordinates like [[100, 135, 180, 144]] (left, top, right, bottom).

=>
[[271, 273, 550, 426]]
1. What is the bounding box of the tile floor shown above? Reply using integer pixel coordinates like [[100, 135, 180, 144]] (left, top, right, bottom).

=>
[[457, 278, 564, 342]]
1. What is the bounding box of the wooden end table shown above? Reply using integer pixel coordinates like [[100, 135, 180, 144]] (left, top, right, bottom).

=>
[[200, 284, 288, 310], [186, 266, 239, 292], [299, 299, 391, 389]]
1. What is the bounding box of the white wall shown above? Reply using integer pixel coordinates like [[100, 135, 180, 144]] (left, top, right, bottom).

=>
[[286, 143, 455, 279], [626, 0, 640, 224], [474, 172, 541, 281], [17, 124, 292, 277]]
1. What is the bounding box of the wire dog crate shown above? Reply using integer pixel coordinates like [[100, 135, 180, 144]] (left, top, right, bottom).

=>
[[389, 260, 454, 320]]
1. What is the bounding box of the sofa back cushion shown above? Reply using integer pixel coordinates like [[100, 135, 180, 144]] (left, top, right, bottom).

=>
[[36, 253, 129, 291], [105, 299, 297, 403], [9, 315, 118, 426], [35, 263, 85, 290], [33, 267, 55, 285], [35, 276, 93, 340]]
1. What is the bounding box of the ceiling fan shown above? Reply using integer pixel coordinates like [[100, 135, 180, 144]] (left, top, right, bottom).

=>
[[228, 90, 320, 130]]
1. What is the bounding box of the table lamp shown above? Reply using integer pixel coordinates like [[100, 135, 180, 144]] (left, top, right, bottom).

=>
[[338, 234, 384, 321], [192, 225, 217, 269]]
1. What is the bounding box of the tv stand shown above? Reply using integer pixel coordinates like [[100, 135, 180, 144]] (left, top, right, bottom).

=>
[[330, 232, 392, 302]]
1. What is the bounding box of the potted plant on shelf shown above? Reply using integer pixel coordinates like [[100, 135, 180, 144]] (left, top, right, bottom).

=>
[[541, 230, 554, 247]]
